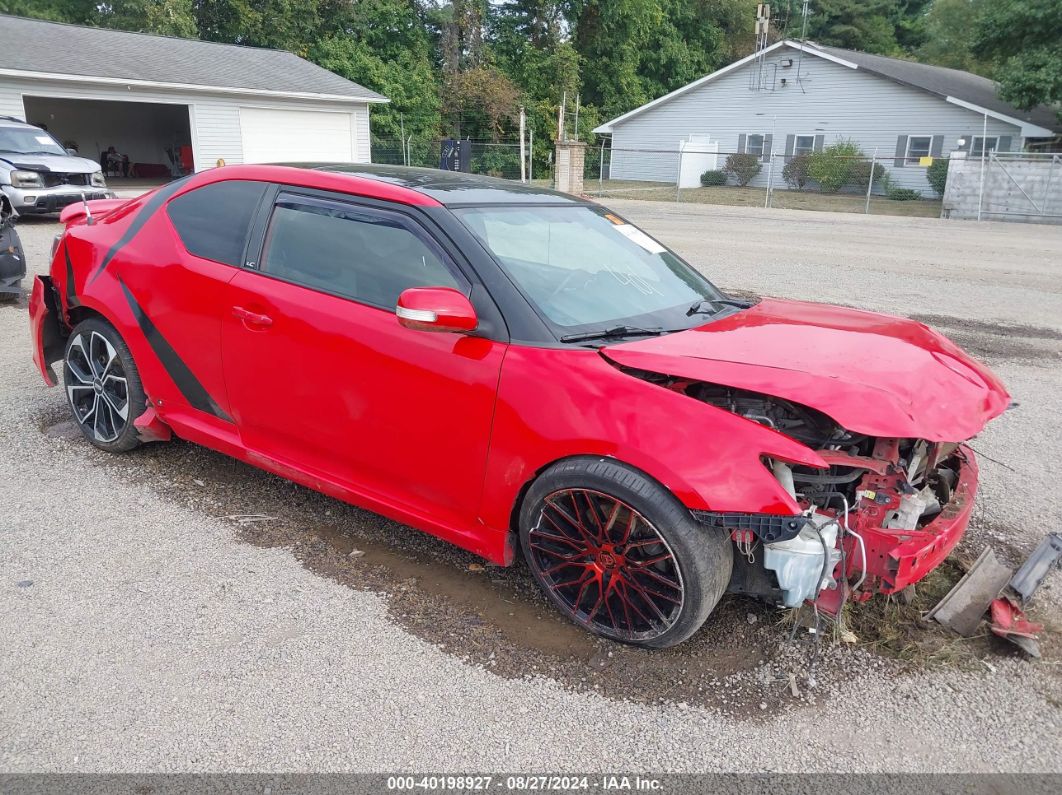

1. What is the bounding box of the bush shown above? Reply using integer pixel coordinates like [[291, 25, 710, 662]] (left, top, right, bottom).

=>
[[806, 139, 863, 193], [471, 147, 518, 178], [700, 169, 727, 187], [886, 187, 923, 201], [849, 159, 887, 190], [926, 158, 949, 197], [782, 154, 811, 189], [722, 153, 762, 186]]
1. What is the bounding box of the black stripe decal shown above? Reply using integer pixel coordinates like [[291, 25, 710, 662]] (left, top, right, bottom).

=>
[[117, 277, 232, 423], [64, 244, 80, 307], [86, 177, 190, 286]]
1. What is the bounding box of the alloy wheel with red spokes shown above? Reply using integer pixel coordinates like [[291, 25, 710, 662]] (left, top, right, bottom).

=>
[[527, 488, 685, 643]]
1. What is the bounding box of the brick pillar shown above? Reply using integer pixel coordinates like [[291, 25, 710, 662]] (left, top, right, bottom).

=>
[[554, 141, 587, 195]]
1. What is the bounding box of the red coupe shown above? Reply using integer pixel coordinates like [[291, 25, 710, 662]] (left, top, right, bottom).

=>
[[29, 165, 1010, 648]]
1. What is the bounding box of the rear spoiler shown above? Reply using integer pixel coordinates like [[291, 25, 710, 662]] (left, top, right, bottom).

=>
[[59, 198, 128, 226]]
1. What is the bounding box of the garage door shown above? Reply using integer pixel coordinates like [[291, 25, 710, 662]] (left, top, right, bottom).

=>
[[239, 107, 353, 163]]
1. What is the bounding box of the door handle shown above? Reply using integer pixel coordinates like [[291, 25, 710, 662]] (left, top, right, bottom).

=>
[[232, 306, 273, 327]]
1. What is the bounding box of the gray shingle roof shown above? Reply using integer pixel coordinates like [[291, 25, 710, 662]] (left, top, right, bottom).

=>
[[0, 14, 387, 103], [815, 43, 1059, 133]]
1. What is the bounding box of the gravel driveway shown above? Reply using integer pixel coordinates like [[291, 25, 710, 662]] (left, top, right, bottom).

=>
[[2, 203, 1060, 773]]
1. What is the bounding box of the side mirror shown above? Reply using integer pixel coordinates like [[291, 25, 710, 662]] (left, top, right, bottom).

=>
[[396, 287, 478, 333], [66, 148, 78, 156]]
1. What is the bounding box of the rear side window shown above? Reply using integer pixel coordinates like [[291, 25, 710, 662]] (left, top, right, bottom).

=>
[[260, 195, 464, 309], [166, 180, 268, 266]]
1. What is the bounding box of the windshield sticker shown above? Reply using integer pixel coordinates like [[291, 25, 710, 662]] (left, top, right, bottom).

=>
[[613, 223, 667, 255], [35, 136, 53, 145]]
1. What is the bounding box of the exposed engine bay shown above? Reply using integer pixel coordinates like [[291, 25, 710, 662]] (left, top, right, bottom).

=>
[[628, 369, 978, 613]]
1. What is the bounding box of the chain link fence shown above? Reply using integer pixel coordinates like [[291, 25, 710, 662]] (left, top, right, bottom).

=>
[[374, 138, 529, 181], [581, 144, 947, 218], [371, 138, 1060, 224]]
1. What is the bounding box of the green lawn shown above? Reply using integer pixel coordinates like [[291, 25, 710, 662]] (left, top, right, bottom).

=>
[[581, 181, 943, 218]]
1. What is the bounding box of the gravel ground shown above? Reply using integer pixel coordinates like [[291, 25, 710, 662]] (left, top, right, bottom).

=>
[[2, 204, 1061, 773]]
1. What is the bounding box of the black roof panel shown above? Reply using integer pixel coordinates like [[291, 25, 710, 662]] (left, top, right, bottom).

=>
[[290, 163, 587, 206]]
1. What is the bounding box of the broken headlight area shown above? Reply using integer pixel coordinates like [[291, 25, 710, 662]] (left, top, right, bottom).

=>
[[687, 383, 978, 613]]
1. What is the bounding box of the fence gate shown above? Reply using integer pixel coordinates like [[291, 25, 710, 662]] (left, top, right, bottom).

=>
[[944, 152, 1062, 223]]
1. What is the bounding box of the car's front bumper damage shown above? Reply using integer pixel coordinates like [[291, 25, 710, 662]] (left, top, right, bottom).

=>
[[701, 438, 980, 613], [815, 442, 978, 613]]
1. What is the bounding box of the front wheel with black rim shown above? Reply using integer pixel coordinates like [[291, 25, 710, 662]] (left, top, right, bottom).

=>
[[519, 457, 733, 648], [63, 318, 145, 452]]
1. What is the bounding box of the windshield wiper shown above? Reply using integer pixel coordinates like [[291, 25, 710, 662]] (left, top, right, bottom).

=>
[[686, 297, 752, 317], [560, 325, 669, 344]]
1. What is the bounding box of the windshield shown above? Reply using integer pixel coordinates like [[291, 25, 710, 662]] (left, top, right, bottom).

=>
[[455, 205, 725, 338], [0, 127, 67, 156]]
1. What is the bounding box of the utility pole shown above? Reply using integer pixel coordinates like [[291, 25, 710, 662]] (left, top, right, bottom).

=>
[[519, 106, 526, 182], [400, 116, 406, 165], [529, 128, 534, 182], [795, 0, 810, 90], [573, 94, 580, 141]]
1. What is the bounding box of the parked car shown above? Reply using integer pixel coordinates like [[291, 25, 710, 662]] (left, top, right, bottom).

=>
[[0, 116, 114, 215], [29, 165, 1009, 648], [0, 190, 26, 299]]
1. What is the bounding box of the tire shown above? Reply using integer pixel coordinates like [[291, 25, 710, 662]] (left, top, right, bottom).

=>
[[519, 457, 733, 648], [0, 281, 19, 303], [62, 318, 145, 453]]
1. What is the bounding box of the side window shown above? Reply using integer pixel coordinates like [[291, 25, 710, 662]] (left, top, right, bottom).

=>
[[794, 135, 816, 156], [166, 180, 268, 267], [906, 136, 932, 162], [260, 195, 464, 309], [971, 136, 999, 157]]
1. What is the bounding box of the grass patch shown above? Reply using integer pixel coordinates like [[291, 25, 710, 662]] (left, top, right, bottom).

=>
[[841, 558, 998, 669], [583, 182, 943, 218]]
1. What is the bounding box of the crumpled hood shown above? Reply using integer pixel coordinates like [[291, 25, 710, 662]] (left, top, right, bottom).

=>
[[602, 298, 1010, 442], [0, 152, 101, 174]]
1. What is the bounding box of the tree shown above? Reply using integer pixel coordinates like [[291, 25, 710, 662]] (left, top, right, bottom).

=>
[[443, 65, 521, 139], [569, 0, 663, 117], [192, 0, 324, 53], [973, 0, 1062, 115], [100, 0, 197, 37], [637, 0, 749, 102], [569, 0, 748, 118], [0, 0, 96, 23], [1, 0, 196, 35], [492, 1, 581, 154], [802, 0, 903, 54], [916, 0, 992, 75]]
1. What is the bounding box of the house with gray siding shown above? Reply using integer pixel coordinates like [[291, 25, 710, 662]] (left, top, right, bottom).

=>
[[593, 40, 1060, 195]]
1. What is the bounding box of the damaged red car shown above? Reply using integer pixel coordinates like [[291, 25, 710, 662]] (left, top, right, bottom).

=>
[[29, 165, 1010, 648]]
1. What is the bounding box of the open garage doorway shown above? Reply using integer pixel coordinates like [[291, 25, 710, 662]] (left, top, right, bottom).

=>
[[22, 96, 193, 186]]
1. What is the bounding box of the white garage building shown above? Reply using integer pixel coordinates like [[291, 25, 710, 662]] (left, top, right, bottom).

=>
[[0, 14, 387, 175]]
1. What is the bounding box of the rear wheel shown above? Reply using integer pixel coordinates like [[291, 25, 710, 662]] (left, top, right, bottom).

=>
[[519, 458, 733, 648], [63, 318, 144, 452]]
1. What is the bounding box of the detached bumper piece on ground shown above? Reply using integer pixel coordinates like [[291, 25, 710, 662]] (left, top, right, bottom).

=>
[[928, 535, 1060, 657]]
